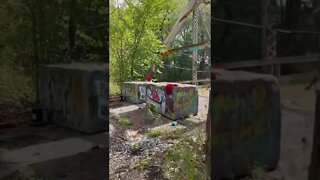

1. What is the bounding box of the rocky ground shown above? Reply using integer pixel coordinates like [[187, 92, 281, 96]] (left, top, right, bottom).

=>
[[108, 88, 210, 180]]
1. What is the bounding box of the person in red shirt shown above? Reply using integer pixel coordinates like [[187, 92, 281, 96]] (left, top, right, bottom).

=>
[[146, 71, 154, 82], [146, 66, 156, 82]]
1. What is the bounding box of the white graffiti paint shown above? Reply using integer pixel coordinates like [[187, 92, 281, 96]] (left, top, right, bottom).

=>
[[138, 85, 146, 100], [95, 80, 108, 119], [146, 87, 166, 113]]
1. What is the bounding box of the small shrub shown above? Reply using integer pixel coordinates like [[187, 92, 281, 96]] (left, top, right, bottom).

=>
[[147, 130, 162, 138], [134, 157, 153, 171], [251, 165, 267, 180], [119, 117, 133, 126]]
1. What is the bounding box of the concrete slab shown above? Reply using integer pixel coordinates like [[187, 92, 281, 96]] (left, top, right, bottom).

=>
[[146, 82, 198, 120], [39, 63, 108, 133], [110, 103, 146, 115], [1, 138, 94, 165], [30, 148, 107, 180], [122, 81, 154, 104], [212, 70, 281, 179]]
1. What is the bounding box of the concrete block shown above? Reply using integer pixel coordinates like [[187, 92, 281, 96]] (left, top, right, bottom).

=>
[[211, 69, 281, 179], [146, 82, 198, 120], [122, 81, 151, 104], [38, 63, 108, 134]]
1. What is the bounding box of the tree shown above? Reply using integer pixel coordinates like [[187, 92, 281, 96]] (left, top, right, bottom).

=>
[[109, 0, 173, 86]]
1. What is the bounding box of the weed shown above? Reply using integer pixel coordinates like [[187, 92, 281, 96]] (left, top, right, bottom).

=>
[[118, 117, 133, 126], [161, 128, 186, 140], [251, 165, 267, 180], [163, 134, 207, 180], [132, 142, 141, 150], [146, 130, 162, 138], [147, 107, 162, 123], [134, 157, 153, 171]]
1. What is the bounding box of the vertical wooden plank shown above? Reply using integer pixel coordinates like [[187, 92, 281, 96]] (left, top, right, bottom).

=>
[[309, 83, 320, 180]]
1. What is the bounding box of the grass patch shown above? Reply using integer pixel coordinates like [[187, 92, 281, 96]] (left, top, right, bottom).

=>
[[163, 132, 207, 179], [161, 128, 187, 140], [146, 130, 162, 138], [118, 117, 133, 126], [134, 157, 153, 171]]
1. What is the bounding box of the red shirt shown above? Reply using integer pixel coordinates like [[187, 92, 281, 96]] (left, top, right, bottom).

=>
[[146, 73, 153, 82]]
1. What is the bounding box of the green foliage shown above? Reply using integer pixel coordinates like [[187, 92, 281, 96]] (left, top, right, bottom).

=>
[[134, 157, 153, 171], [109, 81, 121, 95], [118, 117, 133, 126], [162, 128, 187, 140], [163, 132, 207, 180], [0, 64, 35, 104], [146, 130, 162, 138], [0, 0, 106, 103], [250, 165, 267, 180], [110, 0, 172, 86]]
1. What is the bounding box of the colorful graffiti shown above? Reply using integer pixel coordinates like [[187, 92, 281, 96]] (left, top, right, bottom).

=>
[[172, 87, 198, 118], [40, 66, 108, 134], [146, 83, 198, 119], [138, 85, 146, 100], [146, 86, 166, 113], [95, 80, 108, 119], [123, 82, 147, 104], [88, 71, 108, 124], [48, 71, 72, 122], [211, 83, 281, 179]]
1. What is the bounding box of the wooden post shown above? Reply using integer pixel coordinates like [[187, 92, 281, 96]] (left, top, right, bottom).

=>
[[309, 83, 320, 180]]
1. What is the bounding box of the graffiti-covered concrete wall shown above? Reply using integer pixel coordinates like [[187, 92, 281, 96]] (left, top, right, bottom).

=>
[[212, 69, 281, 179], [38, 63, 108, 134], [122, 81, 150, 104], [146, 82, 198, 120]]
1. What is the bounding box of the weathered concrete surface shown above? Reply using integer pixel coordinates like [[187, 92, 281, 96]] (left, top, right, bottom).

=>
[[146, 82, 198, 120], [29, 148, 107, 180], [110, 103, 145, 115], [38, 63, 108, 133], [122, 81, 152, 104], [212, 69, 281, 179], [1, 138, 95, 165]]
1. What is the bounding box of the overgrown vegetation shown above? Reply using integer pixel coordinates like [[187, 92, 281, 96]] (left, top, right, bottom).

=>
[[0, 0, 106, 104], [109, 0, 211, 94], [134, 157, 153, 171], [146, 130, 162, 138], [163, 132, 207, 180], [118, 117, 133, 126]]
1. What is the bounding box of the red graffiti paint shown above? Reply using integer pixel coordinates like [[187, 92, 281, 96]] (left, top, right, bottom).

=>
[[152, 90, 159, 102], [165, 83, 178, 96]]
